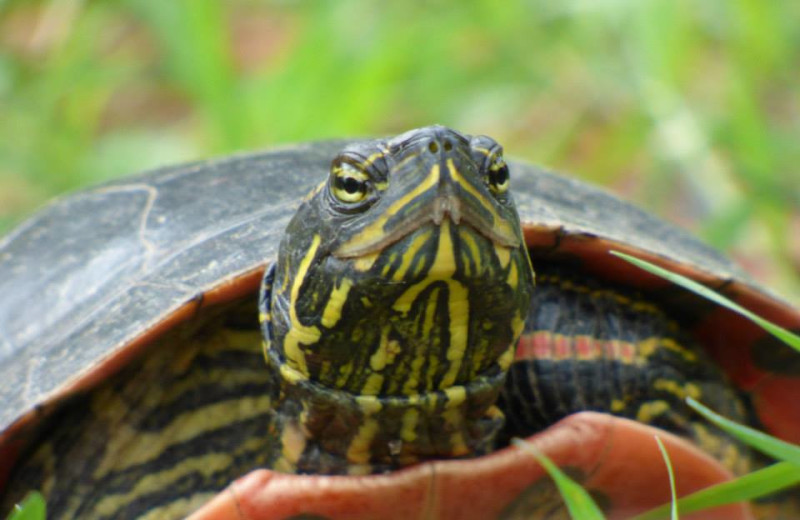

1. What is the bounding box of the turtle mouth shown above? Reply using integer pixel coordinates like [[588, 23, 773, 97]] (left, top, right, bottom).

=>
[[333, 193, 520, 259]]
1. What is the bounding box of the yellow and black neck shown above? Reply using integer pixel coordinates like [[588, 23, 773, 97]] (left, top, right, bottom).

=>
[[260, 126, 534, 472]]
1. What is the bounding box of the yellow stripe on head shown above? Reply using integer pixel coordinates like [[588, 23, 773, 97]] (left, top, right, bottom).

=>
[[282, 234, 323, 376]]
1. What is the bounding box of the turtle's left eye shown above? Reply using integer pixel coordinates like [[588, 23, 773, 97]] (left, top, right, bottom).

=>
[[487, 155, 510, 195], [331, 162, 370, 204]]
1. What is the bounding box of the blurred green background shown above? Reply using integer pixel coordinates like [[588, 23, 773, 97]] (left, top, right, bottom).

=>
[[0, 0, 798, 298]]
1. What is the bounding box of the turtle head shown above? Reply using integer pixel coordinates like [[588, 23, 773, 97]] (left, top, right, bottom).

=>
[[261, 126, 534, 471]]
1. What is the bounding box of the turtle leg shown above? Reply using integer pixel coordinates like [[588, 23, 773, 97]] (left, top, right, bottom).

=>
[[499, 265, 753, 476]]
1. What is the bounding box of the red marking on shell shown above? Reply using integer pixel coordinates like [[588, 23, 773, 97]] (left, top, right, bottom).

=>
[[516, 332, 638, 365], [574, 335, 593, 359], [554, 334, 571, 360], [618, 340, 636, 363]]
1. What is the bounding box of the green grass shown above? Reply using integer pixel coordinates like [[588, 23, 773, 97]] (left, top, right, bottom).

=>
[[517, 405, 800, 520], [634, 401, 800, 520], [637, 462, 800, 520], [612, 252, 800, 354], [0, 0, 798, 298], [5, 492, 44, 520], [512, 438, 606, 520], [654, 436, 679, 520]]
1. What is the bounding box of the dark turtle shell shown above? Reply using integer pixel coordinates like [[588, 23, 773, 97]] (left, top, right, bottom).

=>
[[1, 140, 798, 518]]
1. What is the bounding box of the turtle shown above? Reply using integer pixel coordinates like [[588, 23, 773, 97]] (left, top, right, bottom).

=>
[[0, 126, 798, 520]]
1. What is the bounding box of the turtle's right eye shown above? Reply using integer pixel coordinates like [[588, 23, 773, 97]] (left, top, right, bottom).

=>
[[331, 161, 370, 204], [486, 154, 510, 195]]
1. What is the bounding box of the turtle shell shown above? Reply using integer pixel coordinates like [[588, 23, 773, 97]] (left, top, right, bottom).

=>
[[1, 140, 798, 519]]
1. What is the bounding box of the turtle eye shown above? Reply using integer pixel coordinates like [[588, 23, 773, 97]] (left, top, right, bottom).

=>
[[487, 155, 510, 195], [331, 161, 370, 204]]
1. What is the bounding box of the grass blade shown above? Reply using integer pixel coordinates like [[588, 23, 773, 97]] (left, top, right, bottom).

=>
[[512, 438, 606, 520], [641, 413, 800, 519], [6, 492, 45, 520], [634, 462, 800, 520], [654, 436, 679, 520], [687, 398, 800, 466], [610, 251, 800, 353]]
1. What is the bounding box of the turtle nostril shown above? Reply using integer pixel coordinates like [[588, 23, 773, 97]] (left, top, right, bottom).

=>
[[428, 141, 439, 154], [443, 140, 453, 152]]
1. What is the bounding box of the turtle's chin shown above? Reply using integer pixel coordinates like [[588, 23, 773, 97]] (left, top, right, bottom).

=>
[[269, 354, 508, 475]]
